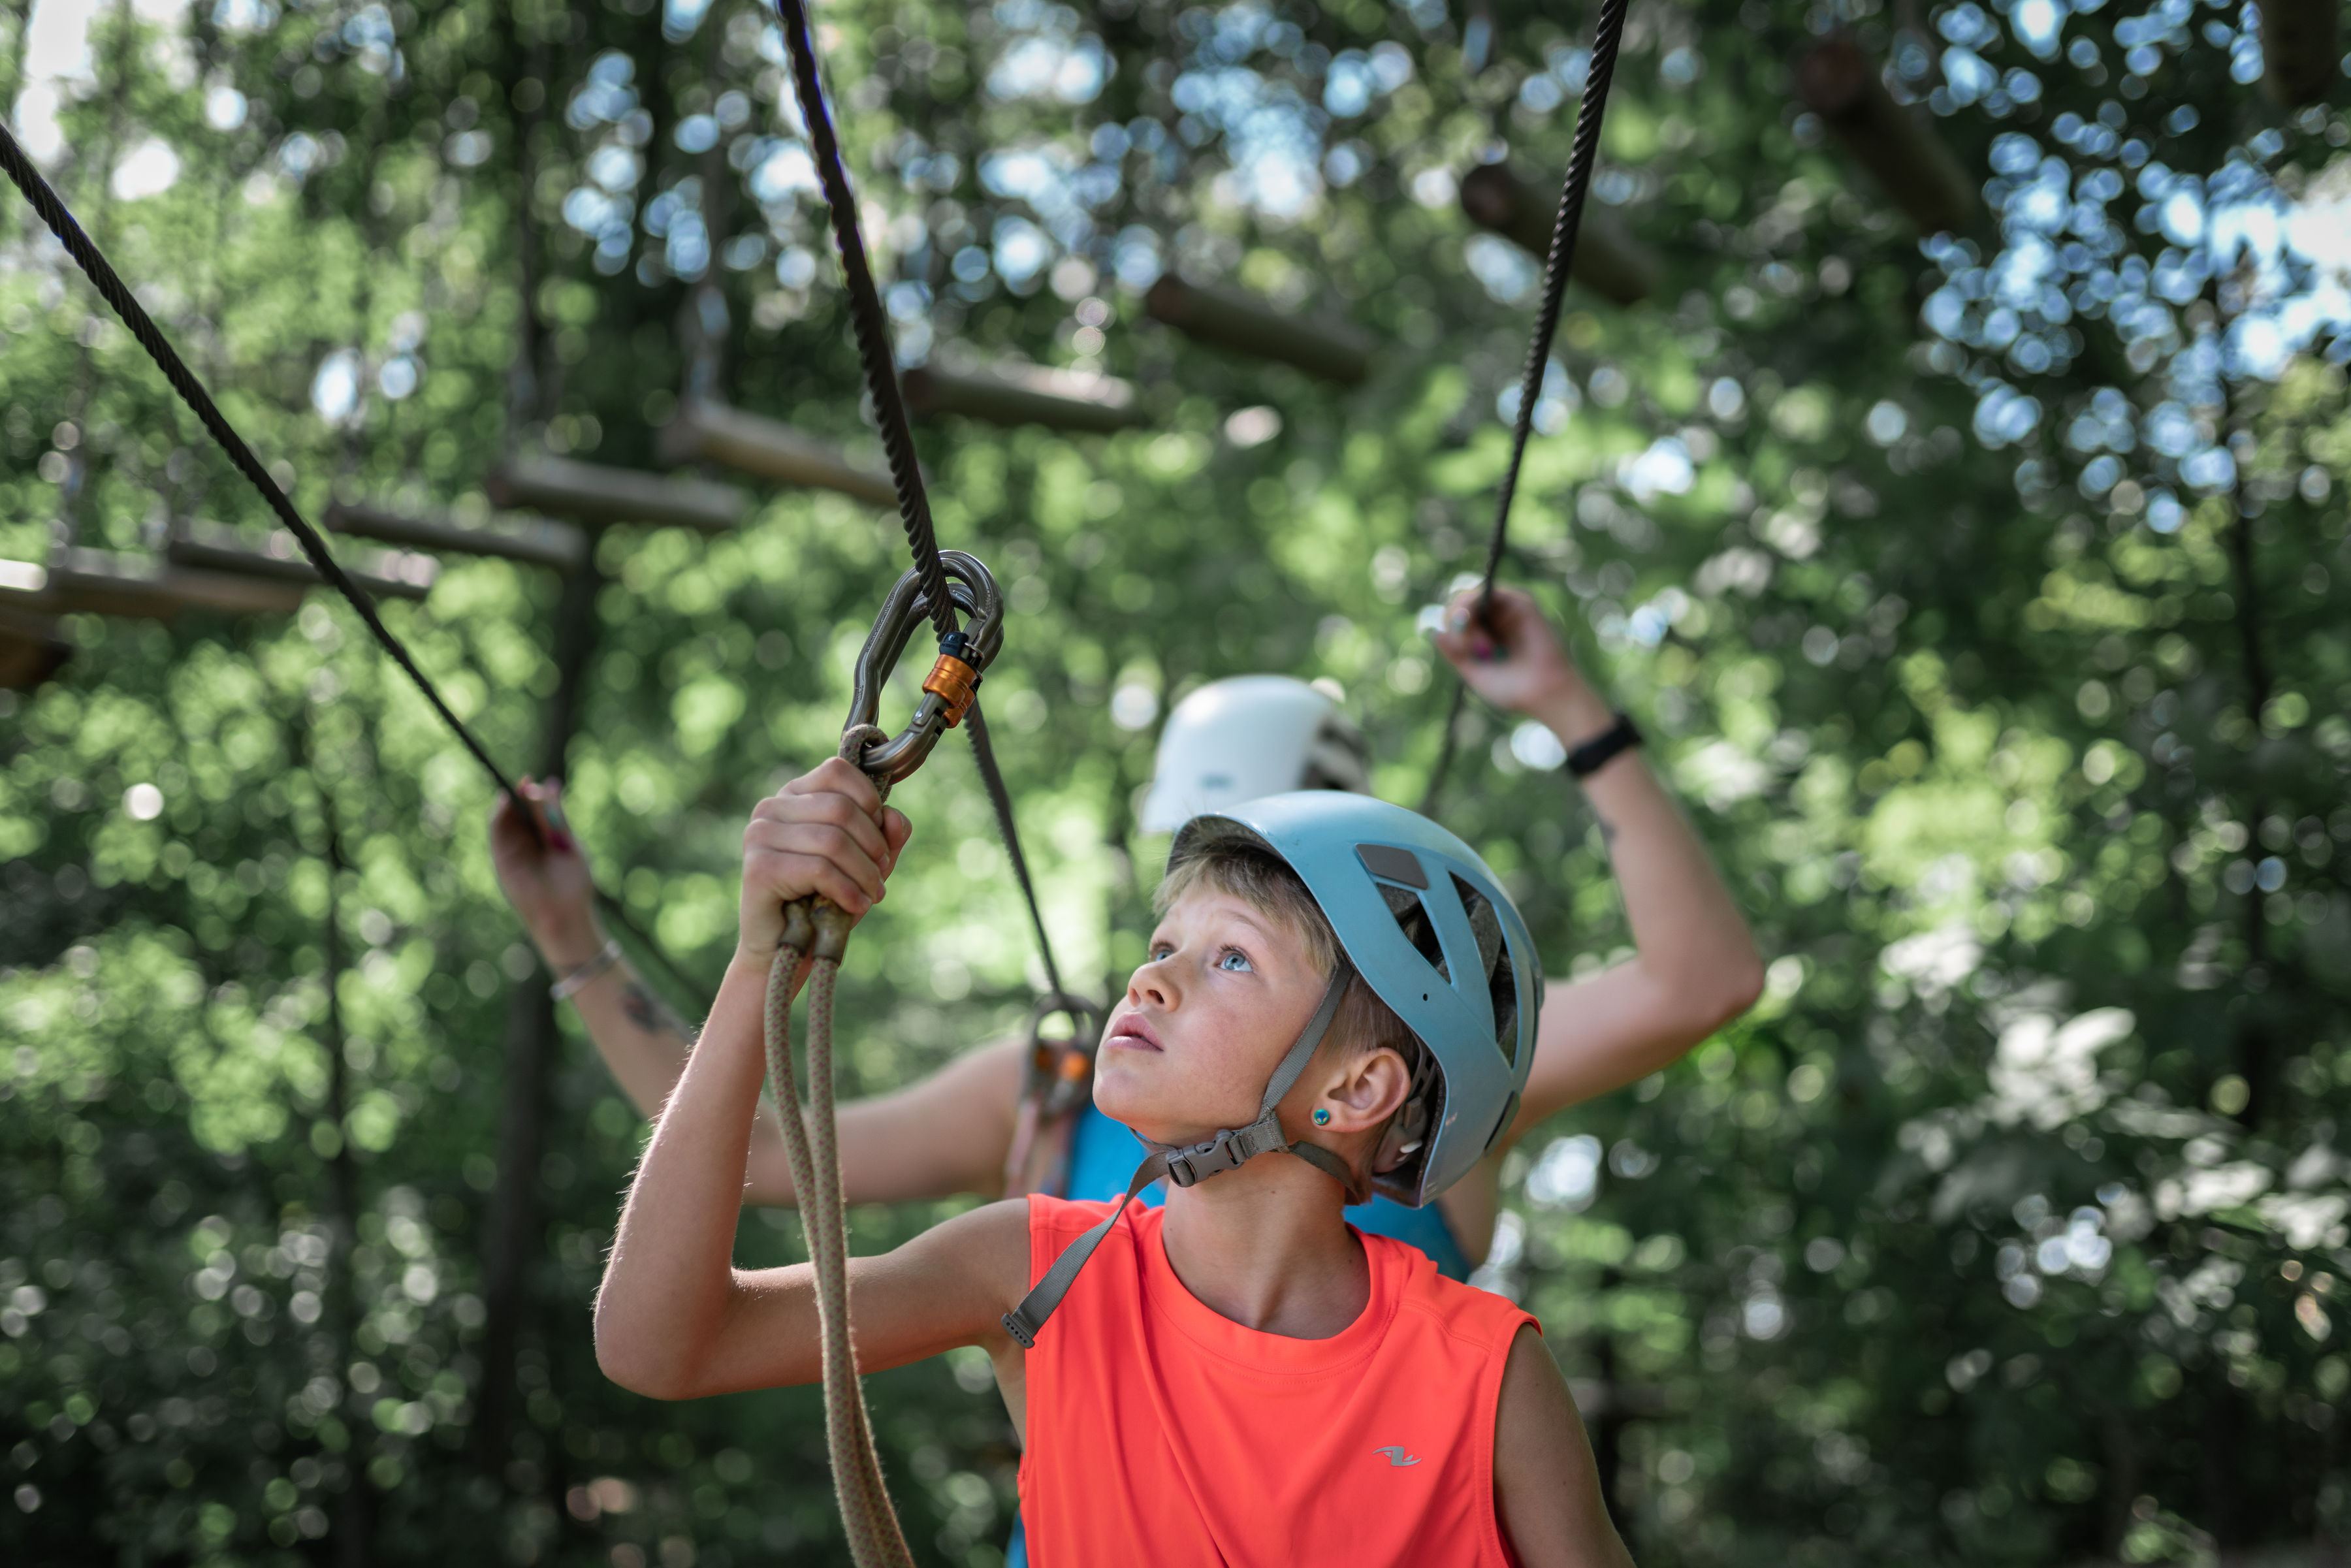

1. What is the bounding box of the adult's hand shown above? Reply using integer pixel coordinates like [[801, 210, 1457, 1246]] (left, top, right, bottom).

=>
[[491, 777, 601, 967], [1429, 584, 1610, 735]]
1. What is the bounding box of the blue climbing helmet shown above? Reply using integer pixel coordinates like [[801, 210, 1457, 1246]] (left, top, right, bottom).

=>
[[999, 790, 1541, 1349], [1172, 790, 1542, 1208]]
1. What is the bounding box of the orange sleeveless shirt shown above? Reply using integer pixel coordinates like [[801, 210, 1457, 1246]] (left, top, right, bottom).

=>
[[1017, 1194, 1537, 1567]]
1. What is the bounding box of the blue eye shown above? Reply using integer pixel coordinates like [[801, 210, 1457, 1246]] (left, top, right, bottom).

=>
[[1217, 948, 1253, 973]]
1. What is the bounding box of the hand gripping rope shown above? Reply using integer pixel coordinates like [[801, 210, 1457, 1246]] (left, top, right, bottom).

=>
[[0, 118, 710, 1011], [761, 554, 1002, 1568], [1420, 0, 1633, 812]]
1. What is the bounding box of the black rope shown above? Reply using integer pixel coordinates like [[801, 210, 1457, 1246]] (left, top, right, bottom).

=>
[[1421, 0, 1631, 813], [0, 116, 715, 1015], [771, 11, 1080, 1007], [771, 0, 955, 643], [965, 702, 1068, 1002], [0, 118, 524, 803]]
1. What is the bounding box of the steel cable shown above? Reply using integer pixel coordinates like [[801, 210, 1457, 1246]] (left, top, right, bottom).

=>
[[0, 116, 712, 1014], [771, 0, 955, 643], [0, 118, 521, 802], [1420, 0, 1632, 813], [768, 1, 1076, 1004]]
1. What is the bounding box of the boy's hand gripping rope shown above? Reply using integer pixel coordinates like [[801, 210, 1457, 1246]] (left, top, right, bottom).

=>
[[761, 556, 1000, 1568], [0, 116, 709, 1011], [1421, 0, 1633, 812]]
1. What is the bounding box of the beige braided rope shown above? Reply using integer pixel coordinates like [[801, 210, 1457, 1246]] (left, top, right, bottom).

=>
[[760, 728, 915, 1567]]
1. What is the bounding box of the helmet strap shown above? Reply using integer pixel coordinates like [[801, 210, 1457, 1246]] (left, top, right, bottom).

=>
[[1001, 959, 1364, 1349]]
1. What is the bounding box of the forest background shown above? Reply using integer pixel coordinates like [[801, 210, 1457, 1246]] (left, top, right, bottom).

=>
[[2, 0, 2349, 1561]]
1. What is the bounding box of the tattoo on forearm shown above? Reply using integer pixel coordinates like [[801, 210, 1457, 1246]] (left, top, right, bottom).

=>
[[622, 978, 696, 1044], [1596, 816, 1620, 846]]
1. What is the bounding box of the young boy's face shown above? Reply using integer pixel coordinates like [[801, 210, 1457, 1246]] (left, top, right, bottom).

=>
[[1093, 885, 1335, 1145]]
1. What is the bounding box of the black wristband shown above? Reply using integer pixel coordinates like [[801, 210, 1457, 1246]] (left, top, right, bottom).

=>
[[1565, 712, 1642, 778]]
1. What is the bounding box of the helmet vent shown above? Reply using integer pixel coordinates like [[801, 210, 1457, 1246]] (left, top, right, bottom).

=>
[[1450, 874, 1518, 1066], [1378, 884, 1450, 985], [1355, 842, 1427, 889]]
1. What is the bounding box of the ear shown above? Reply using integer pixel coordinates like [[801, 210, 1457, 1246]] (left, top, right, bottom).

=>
[[1307, 1047, 1411, 1137]]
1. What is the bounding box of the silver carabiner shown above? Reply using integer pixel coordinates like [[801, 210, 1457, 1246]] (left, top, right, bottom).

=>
[[842, 549, 1005, 787]]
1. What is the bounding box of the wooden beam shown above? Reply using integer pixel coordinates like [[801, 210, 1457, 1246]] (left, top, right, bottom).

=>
[[654, 402, 896, 507], [485, 453, 750, 533], [0, 605, 71, 691], [327, 500, 588, 573], [1795, 35, 1977, 235], [903, 360, 1146, 434], [1144, 277, 1372, 385], [2260, 0, 2339, 106], [167, 522, 438, 603], [1458, 163, 1658, 307], [0, 549, 306, 618]]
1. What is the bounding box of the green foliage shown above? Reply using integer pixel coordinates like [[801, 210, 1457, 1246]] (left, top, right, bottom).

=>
[[3, 0, 2349, 1563]]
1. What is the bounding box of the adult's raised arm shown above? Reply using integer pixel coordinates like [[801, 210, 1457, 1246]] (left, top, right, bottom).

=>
[[1430, 586, 1765, 1144], [491, 776, 1026, 1206]]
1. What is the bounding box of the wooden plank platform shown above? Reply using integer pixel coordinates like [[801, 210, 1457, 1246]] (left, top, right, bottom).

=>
[[485, 453, 750, 532], [1794, 35, 1976, 235], [1458, 163, 1658, 307], [1144, 277, 1373, 385], [167, 521, 438, 602], [327, 500, 588, 573], [0, 549, 307, 619], [903, 361, 1146, 434], [655, 402, 897, 507]]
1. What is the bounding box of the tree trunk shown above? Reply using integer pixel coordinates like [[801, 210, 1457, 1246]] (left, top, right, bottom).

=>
[[473, 543, 603, 1474]]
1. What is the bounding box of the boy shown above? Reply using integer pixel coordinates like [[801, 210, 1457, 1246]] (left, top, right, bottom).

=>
[[594, 758, 1635, 1564]]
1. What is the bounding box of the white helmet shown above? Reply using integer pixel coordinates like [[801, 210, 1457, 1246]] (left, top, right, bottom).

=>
[[1136, 675, 1371, 834]]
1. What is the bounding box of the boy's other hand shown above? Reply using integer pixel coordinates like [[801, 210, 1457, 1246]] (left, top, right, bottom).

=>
[[491, 778, 603, 967], [738, 758, 913, 959], [1430, 584, 1600, 724]]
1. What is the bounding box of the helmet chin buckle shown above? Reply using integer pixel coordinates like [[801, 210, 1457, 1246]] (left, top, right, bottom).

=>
[[1160, 1113, 1288, 1188]]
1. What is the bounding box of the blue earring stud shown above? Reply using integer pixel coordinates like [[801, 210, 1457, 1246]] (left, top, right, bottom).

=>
[[1311, 1107, 1332, 1127]]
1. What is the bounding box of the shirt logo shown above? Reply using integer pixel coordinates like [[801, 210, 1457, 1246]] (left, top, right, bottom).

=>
[[1373, 1446, 1421, 1467]]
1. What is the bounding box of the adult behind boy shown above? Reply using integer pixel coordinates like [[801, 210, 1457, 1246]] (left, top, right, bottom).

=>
[[491, 587, 1761, 1274], [595, 761, 1636, 1565]]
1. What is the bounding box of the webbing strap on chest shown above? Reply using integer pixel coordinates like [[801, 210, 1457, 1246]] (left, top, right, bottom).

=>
[[1001, 961, 1362, 1349]]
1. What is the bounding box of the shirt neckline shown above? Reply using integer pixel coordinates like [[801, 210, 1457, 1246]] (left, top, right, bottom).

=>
[[1129, 1203, 1403, 1375]]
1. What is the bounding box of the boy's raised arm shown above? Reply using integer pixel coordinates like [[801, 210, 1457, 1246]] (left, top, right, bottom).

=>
[[592, 760, 1028, 1400]]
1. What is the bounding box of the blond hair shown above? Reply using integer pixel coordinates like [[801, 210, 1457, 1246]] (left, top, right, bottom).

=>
[[1156, 823, 1421, 1070]]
